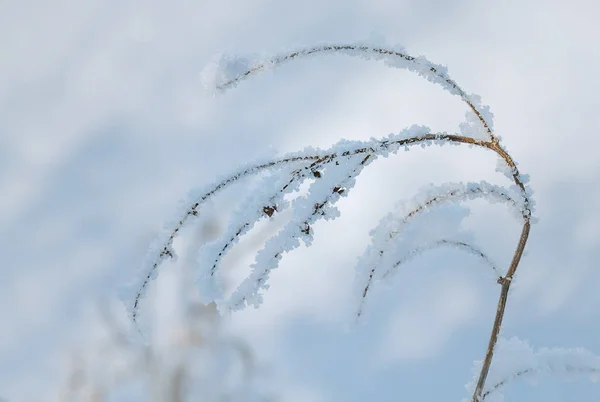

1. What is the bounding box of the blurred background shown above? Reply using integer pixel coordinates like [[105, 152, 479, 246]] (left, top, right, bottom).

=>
[[1, 0, 600, 400]]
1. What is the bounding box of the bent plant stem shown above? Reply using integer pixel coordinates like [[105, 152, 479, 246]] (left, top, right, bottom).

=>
[[136, 44, 533, 401], [219, 53, 533, 396], [222, 45, 532, 401], [216, 44, 495, 138], [362, 182, 523, 295], [472, 219, 531, 402], [386, 240, 502, 280], [130, 133, 488, 325], [357, 239, 501, 319], [471, 136, 532, 401], [131, 140, 530, 400], [207, 157, 332, 279], [231, 153, 372, 310], [482, 361, 600, 400]]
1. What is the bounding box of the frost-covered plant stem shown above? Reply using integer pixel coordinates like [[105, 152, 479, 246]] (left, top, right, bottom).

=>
[[210, 44, 531, 402], [124, 43, 535, 401]]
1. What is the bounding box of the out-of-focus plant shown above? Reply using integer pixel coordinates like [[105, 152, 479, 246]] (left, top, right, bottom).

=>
[[61, 216, 273, 402], [60, 301, 272, 402]]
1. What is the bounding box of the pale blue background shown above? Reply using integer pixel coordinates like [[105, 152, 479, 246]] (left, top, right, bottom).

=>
[[1, 0, 599, 401]]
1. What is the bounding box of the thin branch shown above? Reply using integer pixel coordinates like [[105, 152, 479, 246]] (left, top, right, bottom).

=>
[[227, 153, 372, 311], [130, 132, 497, 326], [387, 239, 501, 278], [207, 43, 533, 217], [473, 220, 530, 402], [129, 130, 532, 401], [129, 43, 536, 402], [213, 44, 495, 141], [206, 158, 331, 280], [357, 239, 500, 319], [356, 181, 523, 319], [483, 365, 600, 400]]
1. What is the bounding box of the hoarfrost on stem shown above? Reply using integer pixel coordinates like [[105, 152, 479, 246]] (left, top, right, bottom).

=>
[[119, 39, 575, 402]]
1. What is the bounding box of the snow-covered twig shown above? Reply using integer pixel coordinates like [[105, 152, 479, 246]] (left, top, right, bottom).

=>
[[355, 238, 501, 320], [124, 41, 542, 402]]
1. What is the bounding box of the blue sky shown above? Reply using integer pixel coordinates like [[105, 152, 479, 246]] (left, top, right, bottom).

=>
[[1, 0, 600, 401]]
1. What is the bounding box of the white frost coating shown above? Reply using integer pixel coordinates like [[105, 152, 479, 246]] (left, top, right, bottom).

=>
[[196, 164, 313, 303], [120, 150, 319, 325], [123, 125, 458, 325], [116, 194, 209, 323], [464, 93, 494, 133], [123, 125, 532, 326], [466, 337, 600, 401], [222, 153, 373, 312], [200, 53, 260, 95], [122, 38, 543, 399], [376, 125, 432, 155], [382, 239, 500, 280], [495, 157, 532, 192], [118, 226, 181, 336], [495, 157, 516, 180], [379, 206, 478, 279], [460, 108, 491, 141], [392, 180, 527, 221], [352, 180, 527, 319], [353, 203, 475, 318], [201, 40, 494, 134]]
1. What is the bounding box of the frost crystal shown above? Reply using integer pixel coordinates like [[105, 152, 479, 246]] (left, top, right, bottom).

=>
[[200, 53, 258, 94], [224, 153, 370, 312]]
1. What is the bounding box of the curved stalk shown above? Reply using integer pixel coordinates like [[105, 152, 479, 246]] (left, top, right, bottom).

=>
[[133, 43, 534, 401]]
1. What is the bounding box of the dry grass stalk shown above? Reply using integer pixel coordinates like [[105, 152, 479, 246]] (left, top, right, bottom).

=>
[[125, 43, 537, 401]]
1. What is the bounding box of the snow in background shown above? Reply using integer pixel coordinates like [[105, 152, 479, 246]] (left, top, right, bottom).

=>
[[1, 0, 600, 400]]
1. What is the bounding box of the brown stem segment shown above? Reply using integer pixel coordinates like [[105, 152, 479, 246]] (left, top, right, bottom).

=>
[[472, 220, 531, 401]]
